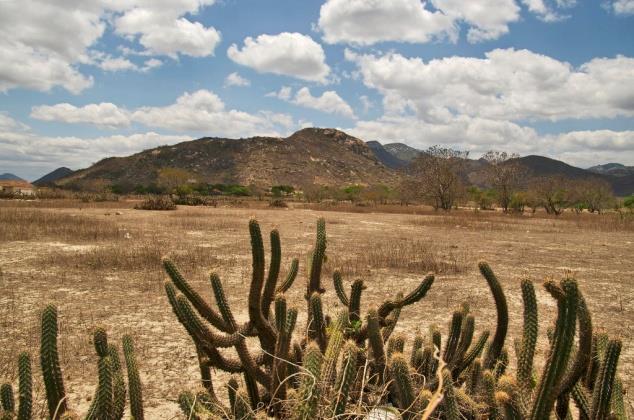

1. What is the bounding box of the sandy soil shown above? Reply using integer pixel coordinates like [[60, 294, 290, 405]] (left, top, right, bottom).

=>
[[0, 201, 632, 418]]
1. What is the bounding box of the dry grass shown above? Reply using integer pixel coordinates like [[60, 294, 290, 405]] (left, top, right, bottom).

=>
[[0, 208, 122, 241], [0, 199, 632, 417]]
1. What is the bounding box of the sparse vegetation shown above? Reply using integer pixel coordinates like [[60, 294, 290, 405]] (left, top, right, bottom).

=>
[[10, 216, 620, 418], [134, 195, 177, 211]]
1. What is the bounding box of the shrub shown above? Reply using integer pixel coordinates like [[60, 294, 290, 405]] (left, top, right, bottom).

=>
[[134, 195, 176, 210], [172, 195, 217, 207], [269, 198, 288, 208]]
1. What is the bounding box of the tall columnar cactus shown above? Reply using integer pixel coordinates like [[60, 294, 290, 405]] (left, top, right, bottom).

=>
[[1, 306, 144, 420], [159, 217, 627, 420]]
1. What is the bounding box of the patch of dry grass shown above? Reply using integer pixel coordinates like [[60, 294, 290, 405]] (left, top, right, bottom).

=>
[[0, 208, 122, 242]]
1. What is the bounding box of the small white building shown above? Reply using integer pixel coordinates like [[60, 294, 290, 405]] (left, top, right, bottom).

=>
[[0, 180, 35, 195]]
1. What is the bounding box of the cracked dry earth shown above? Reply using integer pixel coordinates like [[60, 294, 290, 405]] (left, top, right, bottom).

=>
[[0, 201, 632, 418]]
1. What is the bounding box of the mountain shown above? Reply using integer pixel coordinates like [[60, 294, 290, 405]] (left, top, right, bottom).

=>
[[587, 163, 634, 178], [366, 141, 408, 169], [58, 128, 400, 190], [518, 156, 634, 196], [33, 167, 74, 186], [0, 173, 24, 181], [383, 143, 421, 162]]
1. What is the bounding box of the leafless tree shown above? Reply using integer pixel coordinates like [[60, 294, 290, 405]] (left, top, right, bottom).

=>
[[528, 175, 570, 215], [481, 151, 529, 212], [410, 146, 469, 211], [568, 178, 614, 213]]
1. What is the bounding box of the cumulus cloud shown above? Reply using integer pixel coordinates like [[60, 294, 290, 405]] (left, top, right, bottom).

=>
[[317, 0, 520, 45], [611, 0, 634, 14], [113, 1, 221, 58], [0, 0, 219, 93], [228, 33, 330, 83], [31, 103, 131, 129], [318, 0, 456, 45], [345, 48, 634, 122], [268, 87, 356, 118], [224, 72, 251, 87], [30, 90, 297, 136]]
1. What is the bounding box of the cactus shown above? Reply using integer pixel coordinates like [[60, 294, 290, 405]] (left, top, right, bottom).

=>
[[331, 340, 358, 417], [122, 335, 144, 420]]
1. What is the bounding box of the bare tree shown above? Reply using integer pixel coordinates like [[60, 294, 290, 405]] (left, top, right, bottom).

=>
[[410, 146, 468, 211], [528, 175, 570, 215], [568, 178, 614, 214], [481, 151, 528, 212]]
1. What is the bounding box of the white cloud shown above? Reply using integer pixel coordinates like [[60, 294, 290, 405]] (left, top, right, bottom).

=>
[[293, 88, 356, 118], [343, 115, 634, 167], [611, 0, 634, 14], [99, 57, 138, 72], [318, 0, 456, 45], [29, 89, 297, 136], [268, 87, 356, 118], [224, 72, 251, 87], [317, 0, 520, 45], [131, 90, 294, 137], [431, 0, 521, 42], [142, 58, 163, 72], [227, 32, 331, 83], [114, 9, 221, 58], [522, 0, 576, 21], [31, 103, 131, 129], [0, 0, 218, 93], [346, 48, 634, 122]]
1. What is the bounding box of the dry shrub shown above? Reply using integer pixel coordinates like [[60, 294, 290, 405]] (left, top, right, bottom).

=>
[[134, 195, 176, 211], [0, 208, 121, 242]]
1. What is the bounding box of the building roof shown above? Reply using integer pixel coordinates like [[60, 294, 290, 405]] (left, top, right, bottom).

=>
[[0, 180, 34, 188]]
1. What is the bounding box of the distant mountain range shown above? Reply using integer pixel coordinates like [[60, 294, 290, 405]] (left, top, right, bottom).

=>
[[0, 173, 25, 181], [31, 128, 634, 196], [33, 167, 74, 187]]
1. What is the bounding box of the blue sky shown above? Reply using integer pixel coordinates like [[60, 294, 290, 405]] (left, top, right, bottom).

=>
[[1, 0, 633, 180]]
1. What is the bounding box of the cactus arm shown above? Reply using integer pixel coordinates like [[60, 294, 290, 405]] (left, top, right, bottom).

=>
[[274, 294, 287, 333], [559, 294, 593, 396], [269, 308, 298, 417], [0, 384, 14, 413], [247, 219, 278, 362], [262, 229, 282, 320], [452, 314, 475, 367], [478, 262, 509, 370], [122, 336, 144, 420], [443, 311, 464, 364], [530, 279, 579, 420], [348, 279, 365, 324], [16, 352, 32, 420], [482, 370, 500, 419], [389, 353, 416, 419], [590, 338, 622, 420], [307, 218, 327, 299], [572, 382, 591, 420], [517, 279, 538, 393], [107, 345, 126, 420], [40, 304, 68, 420], [387, 333, 406, 359], [333, 270, 349, 306], [321, 311, 347, 390], [296, 342, 323, 420], [163, 259, 230, 332], [610, 377, 628, 420], [377, 274, 434, 318], [454, 330, 489, 379], [411, 333, 424, 366], [276, 258, 299, 294], [332, 341, 358, 417], [441, 369, 461, 420], [366, 308, 387, 384], [96, 356, 114, 420], [308, 292, 328, 352]]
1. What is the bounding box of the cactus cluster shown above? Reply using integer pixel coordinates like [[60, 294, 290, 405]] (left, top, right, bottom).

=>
[[1, 305, 144, 420], [163, 217, 628, 419]]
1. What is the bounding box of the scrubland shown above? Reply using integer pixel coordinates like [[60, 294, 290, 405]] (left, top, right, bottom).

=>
[[0, 199, 632, 417]]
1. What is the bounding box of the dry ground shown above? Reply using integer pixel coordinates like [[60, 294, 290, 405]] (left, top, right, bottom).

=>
[[0, 199, 632, 418]]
